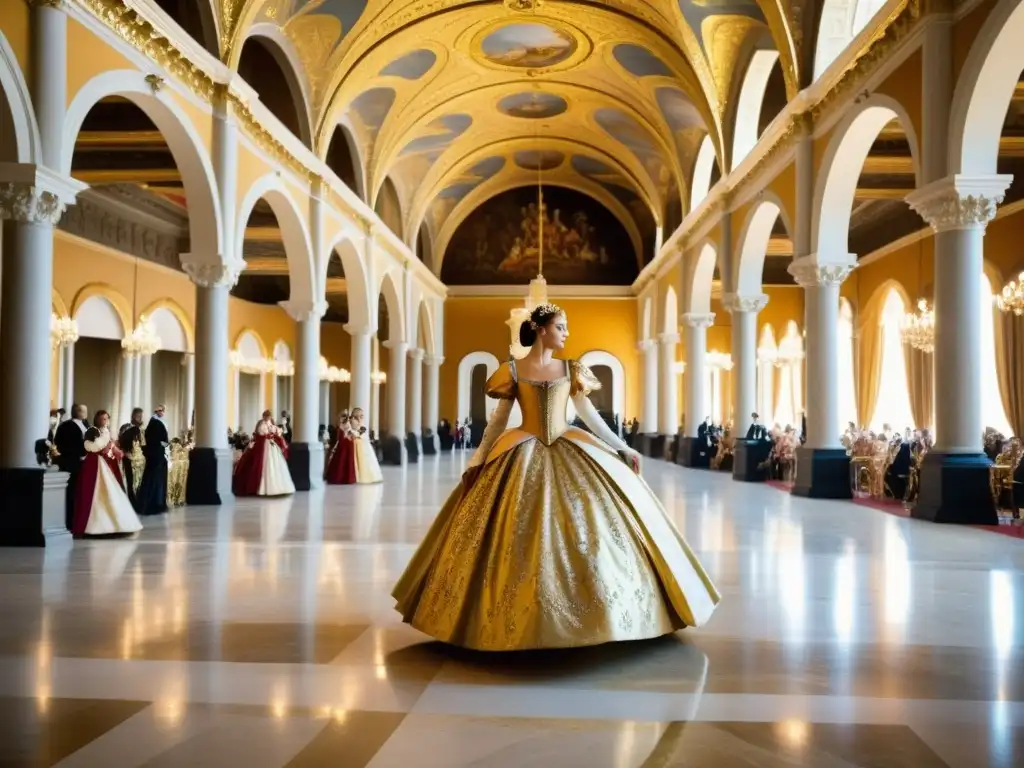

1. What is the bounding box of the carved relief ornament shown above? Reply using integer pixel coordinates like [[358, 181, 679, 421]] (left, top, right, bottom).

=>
[[280, 299, 329, 323], [183, 261, 246, 289], [722, 293, 769, 313], [906, 175, 1012, 233], [681, 313, 715, 329], [787, 257, 855, 288], [0, 183, 66, 225]]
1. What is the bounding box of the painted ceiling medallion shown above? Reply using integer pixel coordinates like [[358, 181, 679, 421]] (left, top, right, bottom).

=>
[[479, 22, 577, 69], [514, 150, 565, 170], [498, 91, 568, 119]]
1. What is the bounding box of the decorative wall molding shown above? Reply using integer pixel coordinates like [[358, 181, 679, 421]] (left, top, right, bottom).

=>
[[0, 182, 65, 224]]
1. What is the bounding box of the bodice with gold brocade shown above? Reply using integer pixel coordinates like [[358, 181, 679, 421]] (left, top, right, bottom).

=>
[[485, 359, 600, 446]]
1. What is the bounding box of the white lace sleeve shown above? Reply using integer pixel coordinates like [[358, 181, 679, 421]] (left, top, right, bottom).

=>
[[572, 393, 631, 453], [256, 421, 270, 436], [466, 398, 512, 470]]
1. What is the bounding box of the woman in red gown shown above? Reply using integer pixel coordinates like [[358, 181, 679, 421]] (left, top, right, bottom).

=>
[[324, 410, 356, 484], [232, 410, 296, 497], [72, 410, 143, 538]]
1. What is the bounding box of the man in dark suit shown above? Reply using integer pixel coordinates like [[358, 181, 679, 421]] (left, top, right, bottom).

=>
[[119, 408, 145, 510], [54, 403, 89, 529], [746, 412, 769, 442], [137, 405, 169, 515]]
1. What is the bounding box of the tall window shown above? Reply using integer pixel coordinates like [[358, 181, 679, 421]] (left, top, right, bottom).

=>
[[757, 324, 777, 425], [774, 321, 803, 430], [871, 289, 915, 431], [981, 275, 1013, 436], [838, 299, 857, 430]]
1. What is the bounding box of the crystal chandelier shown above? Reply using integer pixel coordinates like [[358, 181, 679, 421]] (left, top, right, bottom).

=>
[[318, 357, 351, 383], [50, 314, 79, 349], [996, 272, 1024, 315], [900, 298, 935, 353], [121, 315, 161, 355]]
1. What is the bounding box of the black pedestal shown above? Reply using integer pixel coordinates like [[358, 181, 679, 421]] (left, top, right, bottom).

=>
[[676, 437, 712, 468], [186, 447, 234, 506], [0, 467, 70, 546], [913, 451, 998, 525], [663, 435, 678, 462], [792, 447, 851, 499], [380, 434, 404, 465], [422, 431, 437, 456], [732, 439, 770, 482], [405, 433, 420, 464], [638, 434, 664, 459], [287, 442, 324, 491]]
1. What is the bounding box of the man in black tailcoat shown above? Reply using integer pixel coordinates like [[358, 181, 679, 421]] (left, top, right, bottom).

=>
[[137, 405, 169, 515], [119, 408, 145, 510], [54, 403, 89, 529]]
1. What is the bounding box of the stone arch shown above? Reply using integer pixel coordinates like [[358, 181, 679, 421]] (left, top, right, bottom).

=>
[[324, 232, 373, 333], [237, 27, 312, 148], [948, 0, 1024, 176], [71, 284, 132, 338], [140, 298, 194, 352], [324, 122, 363, 199], [812, 94, 921, 262], [0, 30, 41, 163], [457, 351, 500, 425], [236, 173, 315, 306], [732, 50, 781, 170], [735, 193, 793, 295], [663, 286, 678, 335], [578, 350, 626, 420], [377, 269, 405, 343], [63, 70, 221, 258], [690, 135, 717, 212], [686, 242, 718, 315]]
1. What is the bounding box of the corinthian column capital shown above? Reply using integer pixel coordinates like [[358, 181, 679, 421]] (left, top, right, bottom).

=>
[[280, 299, 328, 322], [906, 174, 1012, 233], [0, 164, 85, 224], [680, 312, 715, 329], [181, 259, 246, 288], [787, 256, 855, 288], [722, 292, 769, 314]]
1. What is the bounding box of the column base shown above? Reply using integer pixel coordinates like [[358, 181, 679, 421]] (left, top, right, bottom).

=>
[[913, 451, 998, 525], [638, 434, 664, 459], [732, 439, 770, 482], [185, 447, 234, 506], [792, 447, 851, 499], [380, 434, 406, 466], [0, 468, 70, 546], [287, 443, 325, 492], [404, 433, 420, 464], [421, 431, 437, 456], [676, 437, 712, 468]]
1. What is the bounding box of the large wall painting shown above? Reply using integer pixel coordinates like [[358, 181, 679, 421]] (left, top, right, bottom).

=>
[[442, 186, 638, 285]]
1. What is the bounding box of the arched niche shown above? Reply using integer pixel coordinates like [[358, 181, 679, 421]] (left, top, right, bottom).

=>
[[147, 307, 190, 353], [73, 294, 126, 340], [273, 340, 292, 363], [237, 32, 311, 148], [457, 351, 499, 426], [577, 350, 626, 421]]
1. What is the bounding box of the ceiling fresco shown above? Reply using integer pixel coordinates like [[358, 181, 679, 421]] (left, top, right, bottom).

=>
[[222, 0, 801, 277]]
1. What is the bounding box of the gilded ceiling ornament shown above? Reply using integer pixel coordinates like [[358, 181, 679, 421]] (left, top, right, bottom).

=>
[[506, 0, 537, 10], [0, 183, 65, 225], [144, 74, 165, 93]]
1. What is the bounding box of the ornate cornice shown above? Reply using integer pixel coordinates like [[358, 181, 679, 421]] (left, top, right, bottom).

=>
[[722, 292, 769, 314], [59, 196, 181, 269], [787, 256, 856, 288], [182, 261, 245, 288], [681, 313, 715, 329], [0, 182, 66, 224], [906, 175, 1013, 233]]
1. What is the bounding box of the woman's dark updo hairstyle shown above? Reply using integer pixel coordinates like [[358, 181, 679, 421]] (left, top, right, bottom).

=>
[[92, 410, 109, 427], [518, 303, 563, 347]]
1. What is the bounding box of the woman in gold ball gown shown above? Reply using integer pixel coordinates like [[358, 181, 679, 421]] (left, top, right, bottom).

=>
[[393, 304, 720, 651]]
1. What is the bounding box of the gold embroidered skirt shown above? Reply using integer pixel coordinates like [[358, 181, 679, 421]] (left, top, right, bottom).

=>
[[393, 430, 720, 651]]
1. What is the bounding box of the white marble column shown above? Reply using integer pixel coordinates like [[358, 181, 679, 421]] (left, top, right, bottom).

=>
[[347, 326, 371, 411], [724, 293, 768, 433], [141, 353, 153, 414], [657, 333, 680, 435], [319, 380, 330, 426], [681, 314, 714, 438], [185, 267, 235, 448], [370, 378, 382, 437], [184, 353, 195, 431], [908, 176, 1010, 452], [384, 340, 408, 443], [639, 339, 658, 433], [425, 355, 442, 443], [788, 257, 854, 449], [283, 302, 327, 489], [31, 0, 66, 170], [231, 367, 241, 431], [0, 189, 67, 468], [61, 341, 75, 412], [407, 348, 424, 441], [118, 352, 134, 428]]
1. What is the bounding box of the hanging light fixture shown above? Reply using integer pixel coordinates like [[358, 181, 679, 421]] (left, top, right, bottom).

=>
[[900, 239, 935, 353], [706, 351, 734, 371], [995, 271, 1024, 315], [370, 370, 387, 385], [50, 313, 79, 349], [121, 314, 162, 356]]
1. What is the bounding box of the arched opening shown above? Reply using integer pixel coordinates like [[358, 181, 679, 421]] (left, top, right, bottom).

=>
[[813, 0, 888, 81], [756, 323, 777, 426], [231, 330, 269, 433], [690, 135, 718, 212], [237, 36, 310, 147], [576, 350, 626, 428], [376, 272, 404, 438], [774, 321, 804, 430], [870, 289, 914, 432], [325, 124, 360, 197], [152, 0, 219, 58], [145, 304, 193, 434], [71, 293, 128, 424], [735, 196, 795, 293], [374, 177, 404, 241], [732, 49, 781, 169], [456, 352, 500, 435]]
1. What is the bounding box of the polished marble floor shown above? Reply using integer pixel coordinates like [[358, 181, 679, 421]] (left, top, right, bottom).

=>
[[1, 454, 1023, 766]]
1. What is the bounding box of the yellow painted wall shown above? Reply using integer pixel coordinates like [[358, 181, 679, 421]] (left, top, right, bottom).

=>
[[440, 297, 639, 422], [0, 3, 31, 84]]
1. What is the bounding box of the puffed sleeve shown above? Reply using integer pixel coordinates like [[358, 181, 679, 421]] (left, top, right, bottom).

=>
[[569, 359, 602, 397], [485, 362, 517, 400]]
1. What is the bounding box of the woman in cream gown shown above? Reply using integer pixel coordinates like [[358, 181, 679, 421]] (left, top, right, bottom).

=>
[[393, 303, 720, 651], [232, 411, 296, 497], [72, 410, 143, 538], [349, 408, 383, 484]]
